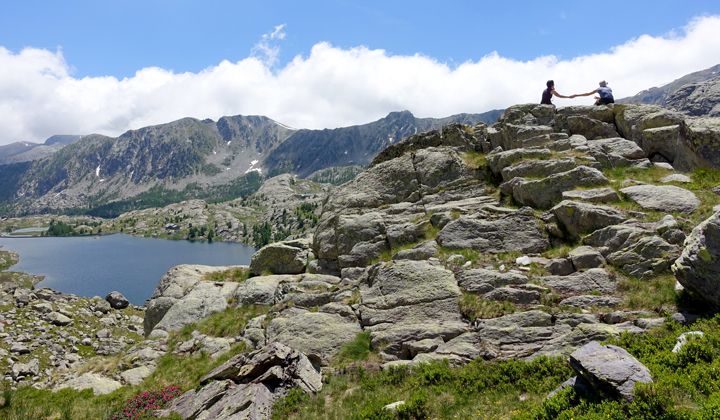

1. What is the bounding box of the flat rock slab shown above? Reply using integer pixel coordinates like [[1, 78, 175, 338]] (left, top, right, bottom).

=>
[[436, 208, 549, 253], [562, 188, 620, 204], [540, 268, 617, 295], [569, 341, 652, 401], [620, 185, 700, 213]]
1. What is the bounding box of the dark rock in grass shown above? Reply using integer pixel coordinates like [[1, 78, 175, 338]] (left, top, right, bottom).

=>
[[105, 291, 129, 309]]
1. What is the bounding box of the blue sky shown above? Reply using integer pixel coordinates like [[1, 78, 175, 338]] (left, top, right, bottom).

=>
[[3, 0, 719, 78], [1, 1, 720, 143]]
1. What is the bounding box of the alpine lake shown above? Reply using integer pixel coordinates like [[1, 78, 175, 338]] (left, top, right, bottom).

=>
[[0, 233, 256, 305]]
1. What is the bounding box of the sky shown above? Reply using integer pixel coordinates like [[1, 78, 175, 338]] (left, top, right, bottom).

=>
[[1, 0, 720, 144]]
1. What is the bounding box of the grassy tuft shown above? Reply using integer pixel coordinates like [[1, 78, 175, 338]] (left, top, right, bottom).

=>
[[202, 267, 250, 283], [459, 293, 517, 321]]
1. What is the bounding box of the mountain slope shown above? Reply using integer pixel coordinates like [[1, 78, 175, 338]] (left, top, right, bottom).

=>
[[263, 109, 502, 178], [1, 116, 295, 214], [619, 63, 720, 106], [0, 135, 81, 165]]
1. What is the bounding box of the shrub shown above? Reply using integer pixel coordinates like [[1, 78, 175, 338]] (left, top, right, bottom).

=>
[[110, 385, 182, 420]]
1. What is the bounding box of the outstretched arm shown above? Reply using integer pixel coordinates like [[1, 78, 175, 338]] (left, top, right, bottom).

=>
[[573, 89, 598, 97], [552, 90, 571, 99]]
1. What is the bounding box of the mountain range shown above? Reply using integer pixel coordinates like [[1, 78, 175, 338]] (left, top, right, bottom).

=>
[[0, 110, 501, 215], [0, 135, 81, 165]]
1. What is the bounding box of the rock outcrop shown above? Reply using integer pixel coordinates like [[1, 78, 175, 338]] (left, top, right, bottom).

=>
[[160, 342, 322, 419], [673, 211, 720, 305]]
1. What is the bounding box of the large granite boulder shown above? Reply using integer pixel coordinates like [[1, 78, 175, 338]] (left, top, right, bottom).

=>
[[358, 260, 467, 360], [613, 104, 685, 144], [677, 117, 720, 170], [265, 309, 361, 364], [249, 239, 310, 275], [673, 211, 720, 305], [511, 166, 609, 209], [620, 185, 700, 213], [566, 115, 619, 139], [144, 265, 245, 337], [551, 200, 626, 239], [569, 341, 653, 401]]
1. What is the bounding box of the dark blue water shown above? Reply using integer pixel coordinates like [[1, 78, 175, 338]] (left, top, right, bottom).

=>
[[0, 234, 255, 305]]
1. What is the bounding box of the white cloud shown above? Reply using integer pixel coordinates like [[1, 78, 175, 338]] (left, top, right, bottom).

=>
[[251, 24, 287, 67], [1, 16, 719, 145]]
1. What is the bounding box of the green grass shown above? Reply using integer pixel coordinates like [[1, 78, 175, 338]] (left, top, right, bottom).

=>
[[333, 332, 380, 368], [171, 304, 270, 346], [202, 267, 251, 283], [619, 274, 679, 311], [460, 151, 487, 170], [459, 293, 517, 321], [272, 355, 571, 420], [270, 314, 720, 419]]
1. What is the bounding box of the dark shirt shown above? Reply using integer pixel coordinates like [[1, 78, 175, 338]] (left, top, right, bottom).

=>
[[541, 88, 553, 105]]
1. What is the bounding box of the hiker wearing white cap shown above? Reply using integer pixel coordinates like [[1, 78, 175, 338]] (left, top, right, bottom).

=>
[[571, 80, 615, 106]]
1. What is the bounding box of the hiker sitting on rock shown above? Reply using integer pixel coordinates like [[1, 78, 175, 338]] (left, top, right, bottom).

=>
[[571, 80, 615, 105], [541, 80, 572, 105]]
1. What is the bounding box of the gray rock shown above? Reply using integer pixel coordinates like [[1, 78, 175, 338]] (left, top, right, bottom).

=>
[[457, 268, 528, 293], [545, 258, 575, 276], [614, 104, 685, 144], [120, 365, 154, 385], [47, 312, 72, 326], [551, 200, 626, 239], [105, 291, 129, 309], [12, 358, 39, 379], [90, 298, 112, 314], [500, 158, 578, 181], [437, 208, 549, 253], [31, 302, 54, 314], [540, 268, 617, 295], [676, 117, 720, 170], [569, 341, 653, 401], [393, 240, 439, 261], [562, 188, 621, 204], [249, 240, 309, 275], [177, 342, 323, 418], [673, 211, 720, 305], [512, 166, 609, 209], [486, 148, 553, 176], [568, 246, 606, 270], [621, 184, 699, 213], [266, 310, 361, 364], [485, 287, 540, 304], [10, 343, 30, 354], [57, 373, 122, 395], [585, 137, 646, 168], [144, 265, 242, 336], [160, 380, 232, 419], [559, 295, 622, 308], [358, 260, 467, 360], [566, 115, 619, 139], [586, 223, 681, 279], [660, 174, 692, 183]]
